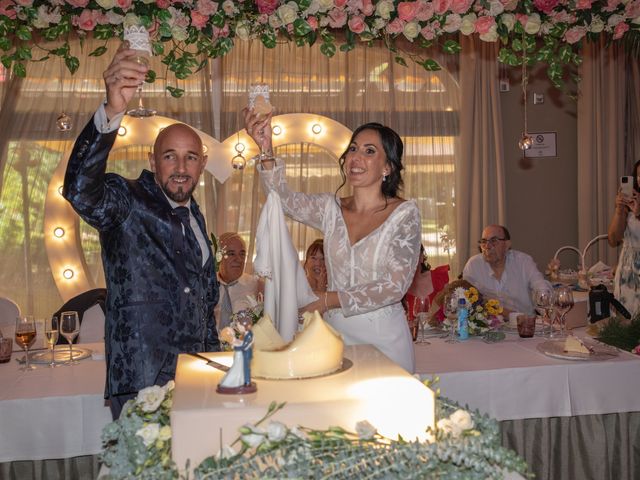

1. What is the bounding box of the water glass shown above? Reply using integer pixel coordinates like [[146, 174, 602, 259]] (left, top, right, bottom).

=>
[[443, 293, 459, 344], [532, 288, 552, 337], [60, 311, 80, 364], [45, 316, 60, 368], [517, 315, 536, 338]]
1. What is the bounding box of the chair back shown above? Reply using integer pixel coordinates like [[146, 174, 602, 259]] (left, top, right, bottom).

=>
[[78, 303, 105, 343], [0, 297, 21, 338]]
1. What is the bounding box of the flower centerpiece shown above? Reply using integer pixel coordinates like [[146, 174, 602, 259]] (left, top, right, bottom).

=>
[[100, 378, 531, 479], [0, 2, 638, 96], [442, 286, 504, 337]]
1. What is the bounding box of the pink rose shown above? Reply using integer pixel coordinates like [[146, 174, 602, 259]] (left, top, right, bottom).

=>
[[15, 0, 33, 6], [256, 0, 278, 15], [386, 17, 405, 34], [420, 24, 437, 40], [0, 0, 16, 19], [212, 23, 230, 38], [307, 15, 318, 30], [335, 0, 348, 7], [515, 13, 528, 26], [190, 10, 208, 30], [626, 1, 640, 18], [433, 0, 452, 14], [613, 21, 629, 40], [348, 15, 366, 33], [257, 13, 269, 24], [361, 0, 374, 16], [532, 0, 559, 14], [115, 0, 132, 11], [604, 0, 621, 12], [450, 0, 473, 14], [66, 0, 90, 8], [196, 0, 218, 16], [474, 15, 495, 34], [156, 0, 170, 8], [576, 0, 593, 9], [501, 0, 519, 11], [328, 8, 347, 28], [564, 25, 587, 44], [398, 1, 419, 21], [416, 1, 434, 21], [75, 9, 98, 31]]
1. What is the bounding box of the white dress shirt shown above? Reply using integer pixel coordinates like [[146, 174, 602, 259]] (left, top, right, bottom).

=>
[[463, 249, 551, 315], [214, 273, 262, 325]]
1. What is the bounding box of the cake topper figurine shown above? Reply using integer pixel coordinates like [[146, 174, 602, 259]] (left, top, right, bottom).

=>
[[217, 316, 257, 394]]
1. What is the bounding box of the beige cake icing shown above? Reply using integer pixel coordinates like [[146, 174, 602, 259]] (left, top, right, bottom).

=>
[[252, 311, 344, 379], [564, 335, 591, 354]]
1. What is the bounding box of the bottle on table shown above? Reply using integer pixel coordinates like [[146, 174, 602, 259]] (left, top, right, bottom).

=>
[[457, 298, 469, 341]]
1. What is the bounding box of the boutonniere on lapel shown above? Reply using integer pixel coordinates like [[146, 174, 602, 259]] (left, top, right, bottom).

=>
[[210, 233, 227, 272]]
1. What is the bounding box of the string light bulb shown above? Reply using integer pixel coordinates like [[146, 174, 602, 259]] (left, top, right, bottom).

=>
[[272, 125, 282, 136], [311, 123, 322, 134], [53, 227, 65, 238], [118, 126, 127, 136], [62, 268, 74, 279]]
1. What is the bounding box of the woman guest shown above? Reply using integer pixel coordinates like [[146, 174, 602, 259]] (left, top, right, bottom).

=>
[[608, 159, 640, 317], [304, 239, 327, 292], [403, 245, 449, 327], [245, 112, 421, 373]]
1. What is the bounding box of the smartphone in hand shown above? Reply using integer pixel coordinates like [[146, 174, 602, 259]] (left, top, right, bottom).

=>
[[620, 176, 634, 198]]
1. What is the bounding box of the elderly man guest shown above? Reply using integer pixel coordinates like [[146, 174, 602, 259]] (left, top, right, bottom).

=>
[[63, 44, 220, 419], [463, 225, 550, 315], [215, 232, 264, 330]]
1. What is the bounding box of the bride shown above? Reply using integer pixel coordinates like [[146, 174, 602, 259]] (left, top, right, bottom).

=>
[[244, 112, 421, 373]]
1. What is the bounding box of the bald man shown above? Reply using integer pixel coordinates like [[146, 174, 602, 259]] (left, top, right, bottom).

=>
[[63, 44, 220, 419]]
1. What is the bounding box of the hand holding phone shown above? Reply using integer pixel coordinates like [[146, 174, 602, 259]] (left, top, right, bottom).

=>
[[620, 176, 634, 198]]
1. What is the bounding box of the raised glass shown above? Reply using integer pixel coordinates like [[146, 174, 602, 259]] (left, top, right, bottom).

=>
[[124, 22, 156, 117], [248, 83, 274, 162]]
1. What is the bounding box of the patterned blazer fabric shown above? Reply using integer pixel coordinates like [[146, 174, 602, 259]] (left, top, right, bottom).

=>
[[64, 119, 220, 396]]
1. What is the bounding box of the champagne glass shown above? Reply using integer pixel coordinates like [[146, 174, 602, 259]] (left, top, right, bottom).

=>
[[60, 311, 80, 364], [552, 286, 574, 338], [44, 316, 60, 368], [533, 288, 552, 337], [412, 297, 431, 344], [443, 293, 459, 344], [124, 22, 156, 117], [248, 83, 274, 162], [15, 316, 37, 371]]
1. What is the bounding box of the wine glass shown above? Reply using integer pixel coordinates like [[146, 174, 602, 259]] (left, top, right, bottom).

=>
[[412, 297, 431, 344], [248, 83, 274, 162], [60, 311, 80, 364], [552, 286, 574, 338], [15, 316, 37, 371], [124, 22, 156, 117], [532, 288, 553, 337], [44, 316, 60, 368], [443, 293, 459, 344]]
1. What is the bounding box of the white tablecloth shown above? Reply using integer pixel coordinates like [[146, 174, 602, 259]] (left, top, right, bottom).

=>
[[0, 343, 111, 463], [415, 328, 640, 421]]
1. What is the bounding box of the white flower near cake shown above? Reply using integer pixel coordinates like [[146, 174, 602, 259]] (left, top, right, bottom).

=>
[[136, 384, 166, 412], [266, 421, 288, 442], [135, 423, 160, 447]]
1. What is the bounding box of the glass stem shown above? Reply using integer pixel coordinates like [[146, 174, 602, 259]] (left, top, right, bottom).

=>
[[69, 342, 73, 363], [25, 346, 30, 370]]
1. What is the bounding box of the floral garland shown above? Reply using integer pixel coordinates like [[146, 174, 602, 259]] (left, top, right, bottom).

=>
[[99, 378, 531, 479], [0, 1, 638, 96]]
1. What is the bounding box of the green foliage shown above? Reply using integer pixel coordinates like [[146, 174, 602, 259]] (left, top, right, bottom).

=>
[[597, 315, 640, 352]]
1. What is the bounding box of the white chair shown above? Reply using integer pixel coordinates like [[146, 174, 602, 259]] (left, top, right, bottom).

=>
[[0, 297, 20, 339], [78, 303, 105, 343]]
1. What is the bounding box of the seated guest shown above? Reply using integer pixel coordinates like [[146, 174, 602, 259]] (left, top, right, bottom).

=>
[[463, 224, 550, 315], [304, 239, 327, 293], [215, 232, 264, 330], [403, 245, 449, 323]]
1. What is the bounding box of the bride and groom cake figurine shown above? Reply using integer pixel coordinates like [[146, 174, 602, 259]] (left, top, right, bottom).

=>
[[216, 317, 257, 394]]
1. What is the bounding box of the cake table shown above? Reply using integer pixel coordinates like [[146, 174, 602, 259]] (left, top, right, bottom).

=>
[[171, 344, 434, 473]]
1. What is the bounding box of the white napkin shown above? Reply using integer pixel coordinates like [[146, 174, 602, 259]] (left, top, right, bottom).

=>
[[588, 261, 611, 275], [254, 191, 318, 342]]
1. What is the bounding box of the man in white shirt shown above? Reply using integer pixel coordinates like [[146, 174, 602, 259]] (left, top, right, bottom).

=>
[[463, 225, 550, 315], [215, 232, 264, 330]]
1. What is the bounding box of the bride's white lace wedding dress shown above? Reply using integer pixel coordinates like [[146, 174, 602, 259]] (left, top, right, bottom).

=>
[[259, 161, 421, 373]]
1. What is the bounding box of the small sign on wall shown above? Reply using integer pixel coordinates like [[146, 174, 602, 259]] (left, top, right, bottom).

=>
[[524, 132, 557, 158]]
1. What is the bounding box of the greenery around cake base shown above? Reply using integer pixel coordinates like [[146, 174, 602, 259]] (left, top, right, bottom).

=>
[[100, 379, 531, 480]]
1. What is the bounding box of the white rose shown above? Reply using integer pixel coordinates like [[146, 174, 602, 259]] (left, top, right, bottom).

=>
[[33, 6, 53, 29], [589, 16, 604, 33], [171, 26, 189, 42], [403, 21, 420, 40], [136, 385, 165, 412], [269, 14, 282, 29], [501, 13, 515, 32], [106, 11, 124, 24], [235, 21, 251, 41], [163, 380, 175, 393], [277, 2, 299, 25], [375, 0, 395, 21], [317, 0, 334, 12], [241, 425, 266, 448], [305, 0, 320, 15], [136, 423, 160, 447], [437, 418, 462, 438], [607, 14, 624, 27], [222, 0, 236, 16], [373, 17, 386, 30], [216, 444, 237, 459], [540, 21, 552, 35], [289, 426, 307, 439], [460, 14, 477, 35], [479, 27, 498, 42], [123, 13, 140, 28], [633, 16, 640, 25], [443, 13, 461, 33], [449, 409, 474, 431], [96, 0, 115, 9], [158, 425, 172, 441], [524, 13, 541, 35], [266, 421, 288, 442], [355, 420, 377, 440], [488, 0, 504, 16]]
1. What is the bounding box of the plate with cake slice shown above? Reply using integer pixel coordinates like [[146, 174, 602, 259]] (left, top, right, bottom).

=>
[[537, 335, 619, 361]]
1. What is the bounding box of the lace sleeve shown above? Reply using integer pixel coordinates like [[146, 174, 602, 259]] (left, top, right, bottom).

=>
[[338, 203, 422, 317], [258, 159, 331, 230]]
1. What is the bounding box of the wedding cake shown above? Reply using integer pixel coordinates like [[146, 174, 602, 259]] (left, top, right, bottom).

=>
[[252, 311, 344, 379]]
